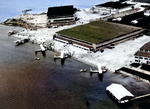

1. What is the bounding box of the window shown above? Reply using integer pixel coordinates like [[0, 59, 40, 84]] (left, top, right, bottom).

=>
[[135, 60, 139, 62], [135, 56, 138, 58], [139, 57, 143, 59], [145, 58, 148, 60]]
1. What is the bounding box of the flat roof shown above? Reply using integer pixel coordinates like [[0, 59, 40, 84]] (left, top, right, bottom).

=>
[[96, 1, 132, 9], [106, 83, 134, 101], [57, 20, 142, 44]]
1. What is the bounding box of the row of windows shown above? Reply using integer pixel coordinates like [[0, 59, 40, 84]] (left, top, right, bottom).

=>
[[135, 60, 140, 62], [135, 56, 150, 60], [140, 49, 150, 52]]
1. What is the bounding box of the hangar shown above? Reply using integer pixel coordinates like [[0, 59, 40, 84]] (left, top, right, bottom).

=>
[[55, 20, 144, 51]]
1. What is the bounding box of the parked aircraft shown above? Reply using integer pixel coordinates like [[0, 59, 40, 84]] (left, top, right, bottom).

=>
[[35, 44, 47, 58], [89, 65, 107, 82], [35, 42, 55, 59], [54, 50, 74, 65], [90, 65, 107, 74]]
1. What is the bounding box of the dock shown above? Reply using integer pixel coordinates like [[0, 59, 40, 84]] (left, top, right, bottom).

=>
[[131, 93, 150, 101], [117, 66, 150, 83]]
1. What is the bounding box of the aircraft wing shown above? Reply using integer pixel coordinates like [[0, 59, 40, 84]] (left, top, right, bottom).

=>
[[40, 44, 46, 51], [98, 64, 102, 74]]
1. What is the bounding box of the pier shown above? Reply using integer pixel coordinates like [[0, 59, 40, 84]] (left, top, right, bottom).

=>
[[117, 66, 150, 83], [131, 93, 150, 101]]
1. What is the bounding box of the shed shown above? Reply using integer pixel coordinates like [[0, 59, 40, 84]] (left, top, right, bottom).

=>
[[106, 83, 134, 103]]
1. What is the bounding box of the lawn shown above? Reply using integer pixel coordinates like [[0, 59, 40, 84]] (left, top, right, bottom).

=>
[[57, 20, 140, 44]]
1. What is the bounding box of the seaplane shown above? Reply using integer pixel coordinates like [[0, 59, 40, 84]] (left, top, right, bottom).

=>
[[90, 65, 107, 82], [54, 50, 74, 65], [90, 65, 107, 74], [54, 50, 74, 59], [35, 44, 47, 59], [34, 42, 55, 60]]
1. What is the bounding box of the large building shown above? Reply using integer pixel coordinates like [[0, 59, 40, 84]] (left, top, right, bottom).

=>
[[55, 20, 144, 51], [47, 5, 77, 28], [135, 41, 150, 64]]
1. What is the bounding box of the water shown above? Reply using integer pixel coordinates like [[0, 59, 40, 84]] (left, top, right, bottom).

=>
[[1, 25, 150, 109], [1, 0, 150, 22], [1, 0, 150, 108], [0, 0, 108, 23]]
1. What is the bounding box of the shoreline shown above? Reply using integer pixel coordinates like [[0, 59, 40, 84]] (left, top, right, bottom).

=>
[[6, 21, 150, 71], [5, 23, 150, 86], [3, 4, 150, 82]]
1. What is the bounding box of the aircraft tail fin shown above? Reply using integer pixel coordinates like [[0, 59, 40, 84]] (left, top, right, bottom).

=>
[[90, 68, 92, 72]]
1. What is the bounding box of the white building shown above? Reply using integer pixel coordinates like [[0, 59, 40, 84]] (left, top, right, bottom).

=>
[[106, 83, 134, 104], [134, 41, 150, 64]]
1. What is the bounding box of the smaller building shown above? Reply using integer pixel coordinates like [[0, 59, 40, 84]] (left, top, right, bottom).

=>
[[106, 83, 134, 103], [47, 5, 77, 28], [89, 1, 133, 14], [134, 41, 150, 64]]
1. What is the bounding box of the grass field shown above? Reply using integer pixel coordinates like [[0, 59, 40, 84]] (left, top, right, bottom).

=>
[[57, 20, 140, 44]]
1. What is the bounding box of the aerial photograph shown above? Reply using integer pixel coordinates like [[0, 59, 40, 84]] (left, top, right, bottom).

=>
[[1, 0, 150, 109]]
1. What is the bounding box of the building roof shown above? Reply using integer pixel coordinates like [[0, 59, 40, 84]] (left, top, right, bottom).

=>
[[106, 83, 134, 101], [47, 5, 76, 18], [140, 41, 150, 51], [135, 51, 150, 58], [57, 20, 142, 44], [96, 1, 132, 9]]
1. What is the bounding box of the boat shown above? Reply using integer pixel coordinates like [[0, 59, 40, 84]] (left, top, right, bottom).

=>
[[80, 69, 87, 72], [35, 57, 40, 60]]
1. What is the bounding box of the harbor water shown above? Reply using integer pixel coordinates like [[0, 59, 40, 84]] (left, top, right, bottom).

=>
[[1, 25, 150, 109]]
